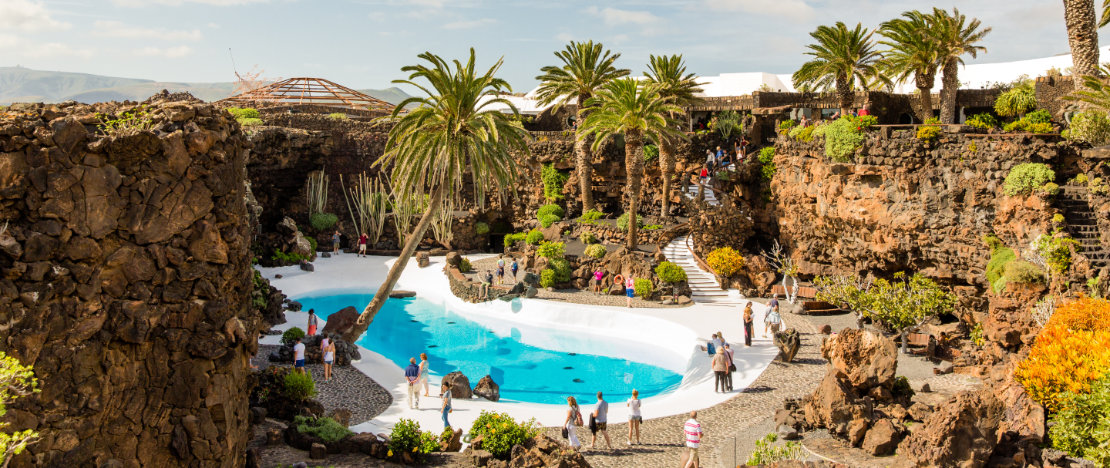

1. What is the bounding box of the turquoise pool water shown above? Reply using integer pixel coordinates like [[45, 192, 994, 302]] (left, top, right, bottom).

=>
[[295, 290, 684, 405]]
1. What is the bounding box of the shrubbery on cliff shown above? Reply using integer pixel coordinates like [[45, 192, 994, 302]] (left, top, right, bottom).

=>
[[1064, 110, 1110, 146], [1015, 297, 1110, 415], [707, 247, 745, 277], [1003, 163, 1055, 196]]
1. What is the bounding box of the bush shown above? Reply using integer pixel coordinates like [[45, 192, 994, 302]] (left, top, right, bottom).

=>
[[892, 375, 915, 399], [745, 433, 802, 465], [985, 240, 1017, 293], [966, 112, 999, 130], [1053, 213, 1066, 224], [777, 119, 797, 133], [475, 222, 490, 235], [1033, 233, 1079, 275], [327, 112, 348, 120], [1015, 297, 1110, 413], [1000, 260, 1046, 288], [643, 224, 662, 230], [578, 209, 604, 224], [616, 213, 642, 231], [584, 244, 607, 259], [467, 411, 540, 459], [1049, 373, 1110, 466], [1004, 109, 1055, 133], [547, 257, 571, 282], [994, 86, 1036, 117], [1003, 163, 1055, 196], [655, 261, 687, 284], [525, 229, 544, 245], [238, 117, 263, 127], [916, 124, 942, 144], [538, 214, 561, 228], [281, 327, 306, 346], [388, 419, 439, 459], [579, 231, 598, 244], [295, 416, 353, 442], [540, 269, 555, 288], [228, 107, 260, 120], [1042, 182, 1061, 197], [707, 247, 745, 277], [458, 258, 472, 273], [759, 147, 776, 181], [283, 371, 317, 401], [309, 212, 338, 231], [503, 232, 526, 247], [634, 278, 653, 299], [788, 124, 815, 142], [537, 204, 565, 219], [541, 164, 568, 203], [271, 248, 311, 264], [643, 144, 659, 163], [824, 117, 867, 162], [1066, 110, 1110, 146], [536, 241, 565, 259]]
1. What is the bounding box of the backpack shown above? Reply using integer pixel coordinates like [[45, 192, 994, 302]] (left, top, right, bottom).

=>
[[575, 410, 583, 427]]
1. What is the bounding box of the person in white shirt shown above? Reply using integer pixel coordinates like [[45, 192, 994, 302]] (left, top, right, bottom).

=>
[[627, 389, 642, 445], [683, 411, 703, 468], [292, 338, 306, 374]]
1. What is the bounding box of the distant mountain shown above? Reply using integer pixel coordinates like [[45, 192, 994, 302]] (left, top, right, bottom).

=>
[[0, 67, 411, 106]]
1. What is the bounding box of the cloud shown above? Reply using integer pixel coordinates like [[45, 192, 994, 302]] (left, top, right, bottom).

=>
[[0, 0, 71, 32], [112, 0, 271, 6], [443, 18, 496, 30], [0, 33, 93, 58], [93, 21, 202, 41], [555, 32, 574, 42], [134, 45, 194, 58], [584, 6, 661, 26], [702, 0, 815, 22]]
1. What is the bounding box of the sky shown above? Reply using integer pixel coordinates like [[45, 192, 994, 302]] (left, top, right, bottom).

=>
[[0, 0, 1104, 92]]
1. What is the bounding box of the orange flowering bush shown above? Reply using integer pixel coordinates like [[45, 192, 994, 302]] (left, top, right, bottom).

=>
[[1015, 297, 1110, 412]]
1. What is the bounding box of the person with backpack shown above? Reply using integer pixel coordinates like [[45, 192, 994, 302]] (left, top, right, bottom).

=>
[[590, 392, 613, 450], [510, 257, 519, 282], [564, 396, 583, 449]]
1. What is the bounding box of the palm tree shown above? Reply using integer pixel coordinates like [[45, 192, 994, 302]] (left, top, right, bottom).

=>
[[1065, 0, 1100, 78], [879, 11, 941, 122], [792, 22, 885, 117], [342, 50, 529, 343], [932, 8, 991, 124], [644, 54, 701, 219], [578, 79, 683, 250], [535, 40, 630, 213]]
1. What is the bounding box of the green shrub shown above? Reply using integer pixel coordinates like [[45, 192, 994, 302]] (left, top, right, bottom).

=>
[[1002, 260, 1047, 287], [503, 232, 526, 247], [1034, 233, 1080, 275], [788, 124, 815, 142], [309, 212, 338, 231], [824, 117, 867, 162], [475, 222, 490, 235], [307, 236, 318, 252], [585, 244, 606, 259], [745, 433, 802, 465], [538, 214, 560, 228], [966, 112, 999, 130], [459, 258, 472, 273], [643, 144, 659, 163], [388, 419, 439, 459], [655, 261, 687, 283], [917, 125, 942, 144], [283, 371, 317, 401], [1003, 163, 1055, 196], [295, 416, 352, 442], [759, 147, 776, 181], [227, 107, 260, 120], [1049, 373, 1110, 466], [547, 257, 571, 282], [1042, 182, 1061, 197], [1004, 110, 1055, 134], [578, 209, 605, 224], [271, 249, 311, 264], [579, 231, 598, 244], [1026, 122, 1055, 134], [854, 114, 878, 130], [994, 86, 1036, 117], [1026, 109, 1052, 124], [536, 241, 565, 259], [327, 112, 348, 120], [634, 278, 653, 299], [540, 269, 555, 288], [616, 213, 643, 231], [281, 327, 306, 346], [541, 164, 568, 203], [777, 119, 797, 134], [1074, 173, 1090, 185], [238, 117, 264, 127], [525, 229, 544, 245], [467, 411, 540, 459], [1067, 110, 1110, 146], [537, 204, 565, 219], [986, 243, 1017, 293], [1053, 213, 1066, 224]]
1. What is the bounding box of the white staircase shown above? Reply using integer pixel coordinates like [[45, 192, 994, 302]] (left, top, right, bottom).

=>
[[683, 183, 720, 206], [662, 235, 744, 307]]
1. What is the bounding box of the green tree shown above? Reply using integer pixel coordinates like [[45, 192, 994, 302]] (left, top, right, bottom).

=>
[[792, 22, 885, 117], [535, 41, 630, 213], [644, 54, 701, 219], [879, 10, 941, 122], [816, 273, 957, 352], [579, 78, 683, 250], [0, 352, 39, 466], [343, 50, 529, 343], [931, 8, 991, 124]]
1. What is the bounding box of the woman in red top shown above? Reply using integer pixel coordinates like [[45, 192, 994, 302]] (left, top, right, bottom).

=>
[[358, 232, 368, 257]]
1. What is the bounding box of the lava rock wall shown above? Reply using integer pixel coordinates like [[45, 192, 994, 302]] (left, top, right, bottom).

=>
[[0, 98, 262, 467]]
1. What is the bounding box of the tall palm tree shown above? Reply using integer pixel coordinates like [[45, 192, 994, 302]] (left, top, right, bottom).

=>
[[342, 50, 529, 343], [792, 22, 885, 117], [578, 79, 683, 250], [535, 40, 630, 213], [644, 54, 701, 219], [932, 8, 991, 124], [879, 11, 941, 122], [1065, 0, 1100, 78]]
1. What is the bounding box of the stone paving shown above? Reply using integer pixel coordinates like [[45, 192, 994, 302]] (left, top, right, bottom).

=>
[[255, 344, 393, 425]]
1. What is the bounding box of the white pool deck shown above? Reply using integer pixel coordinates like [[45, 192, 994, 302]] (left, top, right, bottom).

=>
[[257, 253, 780, 436]]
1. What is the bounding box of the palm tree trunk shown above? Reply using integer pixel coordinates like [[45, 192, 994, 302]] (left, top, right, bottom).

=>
[[836, 77, 852, 117], [939, 58, 959, 124], [658, 137, 675, 219], [1064, 0, 1101, 78], [343, 186, 445, 343], [625, 131, 644, 250], [573, 132, 594, 212], [914, 72, 935, 122]]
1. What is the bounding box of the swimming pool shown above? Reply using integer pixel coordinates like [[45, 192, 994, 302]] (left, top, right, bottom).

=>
[[296, 290, 685, 405]]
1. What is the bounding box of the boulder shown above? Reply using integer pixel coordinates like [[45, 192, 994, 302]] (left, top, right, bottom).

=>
[[822, 328, 897, 390], [439, 428, 463, 452], [441, 371, 472, 399], [774, 328, 801, 363], [309, 442, 327, 459], [446, 251, 461, 267], [327, 409, 351, 427], [416, 252, 430, 268], [320, 306, 359, 337], [299, 261, 314, 272], [895, 390, 1005, 467], [861, 418, 902, 456], [389, 290, 416, 298], [801, 370, 872, 439], [250, 407, 267, 424], [474, 375, 500, 402], [523, 286, 537, 298]]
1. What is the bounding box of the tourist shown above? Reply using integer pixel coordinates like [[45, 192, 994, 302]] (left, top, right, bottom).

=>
[[440, 386, 453, 429], [496, 255, 506, 285], [723, 344, 735, 391], [712, 332, 725, 351], [419, 352, 431, 397], [830, 110, 841, 120], [711, 346, 728, 393], [331, 230, 341, 253], [592, 268, 604, 294], [306, 309, 318, 336], [682, 411, 703, 468], [322, 338, 335, 382], [292, 337, 306, 375], [799, 115, 809, 128], [733, 140, 742, 162], [858, 102, 871, 116], [706, 333, 717, 355], [627, 389, 642, 445], [625, 276, 636, 308], [358, 232, 368, 257], [564, 396, 583, 449], [740, 137, 749, 160], [765, 303, 782, 336], [704, 149, 715, 172], [510, 257, 519, 282], [405, 358, 421, 409], [743, 302, 754, 347], [590, 391, 612, 449], [480, 270, 492, 300], [319, 334, 330, 363], [699, 165, 709, 187]]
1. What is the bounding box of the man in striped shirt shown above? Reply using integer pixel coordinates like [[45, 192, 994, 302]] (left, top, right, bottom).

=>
[[683, 411, 703, 468]]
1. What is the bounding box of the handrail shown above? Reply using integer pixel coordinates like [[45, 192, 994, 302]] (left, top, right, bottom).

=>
[[685, 234, 720, 287]]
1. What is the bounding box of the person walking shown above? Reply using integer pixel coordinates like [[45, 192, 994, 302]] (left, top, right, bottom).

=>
[[627, 389, 642, 445], [592, 268, 604, 294], [723, 343, 735, 391], [322, 338, 335, 382], [331, 230, 341, 254], [496, 255, 506, 285], [590, 392, 612, 449], [404, 358, 420, 409], [293, 337, 306, 375], [743, 302, 754, 347], [625, 276, 636, 308], [682, 411, 703, 468], [440, 386, 453, 429], [564, 396, 583, 450], [419, 352, 431, 397], [358, 232, 368, 257], [765, 303, 782, 336], [711, 347, 728, 393], [510, 257, 519, 283], [306, 309, 318, 336]]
